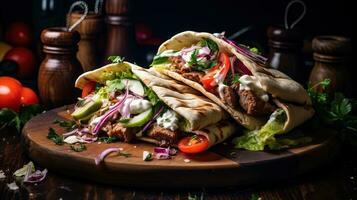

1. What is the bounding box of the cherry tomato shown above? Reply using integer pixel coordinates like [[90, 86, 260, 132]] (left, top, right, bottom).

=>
[[20, 87, 39, 106], [178, 135, 210, 154], [5, 22, 32, 47], [135, 23, 153, 42], [0, 76, 22, 111], [4, 47, 36, 78], [200, 53, 231, 91], [82, 81, 96, 97]]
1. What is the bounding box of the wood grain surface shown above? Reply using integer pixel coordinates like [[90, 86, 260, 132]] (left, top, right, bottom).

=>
[[18, 105, 341, 188], [1, 127, 357, 199]]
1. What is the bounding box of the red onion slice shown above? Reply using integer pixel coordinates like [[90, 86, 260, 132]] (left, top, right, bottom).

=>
[[94, 147, 124, 165], [141, 106, 164, 133], [222, 37, 267, 65], [92, 84, 129, 134], [155, 153, 171, 160], [23, 169, 48, 184]]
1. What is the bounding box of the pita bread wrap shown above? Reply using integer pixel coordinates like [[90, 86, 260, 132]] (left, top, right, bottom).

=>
[[153, 31, 314, 133], [75, 62, 237, 147]]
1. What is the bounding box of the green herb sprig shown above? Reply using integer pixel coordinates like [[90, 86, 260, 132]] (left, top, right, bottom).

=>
[[0, 104, 44, 132], [47, 128, 64, 145], [107, 56, 124, 64], [99, 136, 119, 143], [308, 79, 357, 143], [53, 118, 78, 131], [70, 143, 87, 152]]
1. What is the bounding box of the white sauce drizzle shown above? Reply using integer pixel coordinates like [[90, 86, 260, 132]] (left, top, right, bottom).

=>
[[156, 109, 179, 131], [239, 75, 269, 102]]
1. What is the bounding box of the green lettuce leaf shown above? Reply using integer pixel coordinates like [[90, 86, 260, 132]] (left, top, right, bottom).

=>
[[233, 109, 286, 151], [13, 161, 35, 177]]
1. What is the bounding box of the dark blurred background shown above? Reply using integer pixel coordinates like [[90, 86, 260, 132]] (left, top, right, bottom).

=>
[[0, 0, 355, 95], [1, 0, 354, 50]]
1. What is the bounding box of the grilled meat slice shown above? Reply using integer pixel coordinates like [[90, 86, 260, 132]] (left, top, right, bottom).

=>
[[169, 56, 188, 72], [182, 71, 205, 82], [146, 124, 179, 147], [102, 122, 135, 142], [238, 90, 276, 116], [222, 86, 239, 108]]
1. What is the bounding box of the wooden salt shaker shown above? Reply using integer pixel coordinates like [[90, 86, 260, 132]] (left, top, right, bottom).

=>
[[309, 36, 352, 94], [103, 0, 135, 63], [68, 11, 103, 71], [38, 28, 83, 108]]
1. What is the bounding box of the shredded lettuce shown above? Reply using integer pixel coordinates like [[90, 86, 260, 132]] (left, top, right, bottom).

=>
[[101, 70, 138, 81], [233, 109, 286, 151], [13, 161, 35, 177], [145, 87, 160, 106], [106, 79, 125, 93], [151, 56, 170, 66]]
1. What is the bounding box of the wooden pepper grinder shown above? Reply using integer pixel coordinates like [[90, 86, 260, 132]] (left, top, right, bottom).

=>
[[68, 0, 103, 71], [267, 0, 307, 84], [267, 25, 304, 83], [38, 27, 83, 108], [103, 0, 135, 63], [308, 36, 352, 94]]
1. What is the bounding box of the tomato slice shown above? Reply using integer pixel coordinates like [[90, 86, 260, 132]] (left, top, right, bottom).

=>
[[178, 135, 210, 154], [81, 81, 96, 98], [200, 52, 231, 91]]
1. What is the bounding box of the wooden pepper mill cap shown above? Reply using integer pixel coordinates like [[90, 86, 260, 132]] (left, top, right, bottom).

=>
[[267, 25, 302, 49], [41, 27, 80, 46], [312, 36, 351, 56]]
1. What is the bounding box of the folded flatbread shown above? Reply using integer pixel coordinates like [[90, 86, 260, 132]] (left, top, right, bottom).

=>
[[152, 31, 314, 133], [75, 62, 237, 147]]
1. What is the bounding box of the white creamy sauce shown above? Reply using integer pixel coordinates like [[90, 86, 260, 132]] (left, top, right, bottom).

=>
[[218, 83, 227, 100], [239, 75, 269, 102], [159, 49, 180, 57], [129, 99, 152, 114], [156, 109, 179, 131], [181, 45, 211, 67]]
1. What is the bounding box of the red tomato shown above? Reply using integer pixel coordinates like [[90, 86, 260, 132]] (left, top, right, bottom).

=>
[[20, 87, 39, 106], [0, 76, 22, 111], [178, 135, 210, 154], [5, 22, 32, 47], [82, 81, 96, 97], [135, 23, 153, 42], [200, 53, 231, 91], [4, 47, 36, 78]]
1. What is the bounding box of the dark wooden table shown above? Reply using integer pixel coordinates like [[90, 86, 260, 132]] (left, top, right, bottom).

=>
[[1, 128, 357, 200]]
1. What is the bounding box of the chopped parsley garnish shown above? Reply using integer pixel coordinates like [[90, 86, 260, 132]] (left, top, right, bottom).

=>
[[53, 118, 78, 131], [47, 128, 64, 145], [107, 56, 125, 63], [99, 136, 120, 143], [232, 74, 240, 84], [199, 38, 219, 52], [70, 143, 87, 152]]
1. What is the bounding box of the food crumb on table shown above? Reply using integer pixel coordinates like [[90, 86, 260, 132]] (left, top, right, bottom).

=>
[[0, 170, 6, 179], [7, 181, 19, 190], [184, 159, 190, 163]]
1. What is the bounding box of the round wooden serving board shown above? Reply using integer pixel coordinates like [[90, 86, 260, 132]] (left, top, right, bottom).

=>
[[22, 106, 340, 188]]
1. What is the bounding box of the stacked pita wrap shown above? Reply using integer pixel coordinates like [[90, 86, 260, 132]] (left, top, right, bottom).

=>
[[150, 31, 314, 150], [74, 62, 237, 150]]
